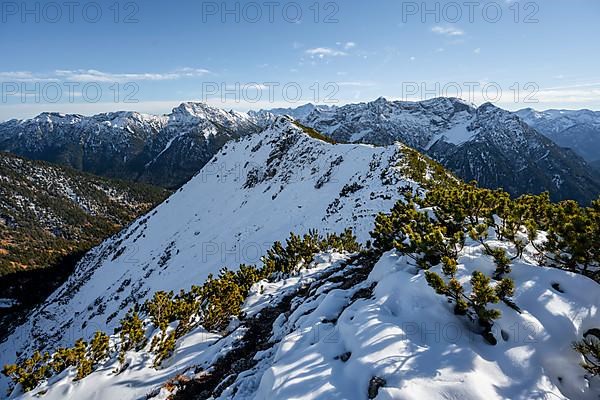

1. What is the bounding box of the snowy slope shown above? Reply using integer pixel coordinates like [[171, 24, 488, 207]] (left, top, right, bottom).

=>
[[246, 246, 599, 400], [0, 116, 414, 393], [10, 237, 600, 399]]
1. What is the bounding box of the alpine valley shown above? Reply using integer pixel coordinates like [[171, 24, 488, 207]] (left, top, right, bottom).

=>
[[0, 151, 168, 341], [0, 113, 599, 400]]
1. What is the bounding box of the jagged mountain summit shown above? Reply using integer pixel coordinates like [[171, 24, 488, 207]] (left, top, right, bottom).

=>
[[248, 103, 335, 127], [2, 117, 598, 400], [4, 99, 599, 202], [516, 108, 600, 164], [0, 103, 260, 189], [0, 116, 414, 392], [260, 97, 600, 204]]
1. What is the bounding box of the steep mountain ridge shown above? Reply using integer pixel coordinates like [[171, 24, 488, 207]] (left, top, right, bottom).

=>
[[261, 98, 600, 203], [0, 104, 260, 189], [0, 116, 416, 391]]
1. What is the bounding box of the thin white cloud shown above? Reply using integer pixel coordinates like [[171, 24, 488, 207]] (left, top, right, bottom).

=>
[[431, 26, 465, 36], [0, 68, 211, 83], [343, 42, 356, 50], [55, 68, 211, 82], [474, 48, 481, 54], [543, 82, 600, 91], [534, 88, 600, 103], [337, 81, 376, 87], [305, 47, 348, 59], [0, 71, 59, 82]]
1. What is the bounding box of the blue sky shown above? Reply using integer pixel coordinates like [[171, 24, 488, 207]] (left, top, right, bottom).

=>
[[0, 0, 599, 120]]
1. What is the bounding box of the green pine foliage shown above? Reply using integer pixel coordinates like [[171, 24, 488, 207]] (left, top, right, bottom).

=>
[[414, 181, 599, 283], [2, 351, 51, 392], [541, 200, 600, 278], [198, 269, 247, 332], [292, 121, 337, 144], [371, 173, 599, 347], [574, 331, 600, 376], [118, 310, 147, 364], [153, 332, 177, 367], [399, 146, 457, 188], [1, 330, 110, 392], [370, 195, 464, 268], [50, 347, 78, 375]]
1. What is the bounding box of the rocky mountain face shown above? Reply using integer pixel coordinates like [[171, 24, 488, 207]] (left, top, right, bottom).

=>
[[0, 152, 168, 338], [427, 103, 600, 204], [259, 98, 600, 204], [516, 108, 600, 164], [0, 103, 260, 189]]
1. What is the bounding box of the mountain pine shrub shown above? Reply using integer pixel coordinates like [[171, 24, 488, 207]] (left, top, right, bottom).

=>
[[574, 329, 600, 376], [2, 351, 51, 392], [118, 310, 147, 364]]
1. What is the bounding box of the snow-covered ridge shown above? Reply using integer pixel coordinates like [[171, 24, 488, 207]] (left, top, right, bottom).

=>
[[0, 116, 417, 393], [2, 115, 599, 400]]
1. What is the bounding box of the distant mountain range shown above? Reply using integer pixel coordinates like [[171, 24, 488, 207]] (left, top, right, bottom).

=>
[[1, 99, 599, 204], [255, 98, 600, 204], [0, 103, 260, 189], [516, 108, 600, 165]]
